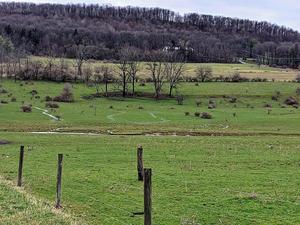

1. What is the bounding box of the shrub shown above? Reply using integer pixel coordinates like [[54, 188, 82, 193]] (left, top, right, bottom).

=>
[[263, 103, 272, 108], [251, 77, 268, 82], [109, 105, 113, 109], [208, 100, 216, 109], [30, 90, 38, 95], [185, 112, 190, 116], [45, 96, 53, 102], [138, 106, 144, 109], [53, 83, 74, 102], [1, 100, 8, 104], [201, 112, 212, 119], [176, 95, 184, 105], [11, 97, 16, 102], [195, 99, 201, 107], [0, 88, 8, 94], [194, 112, 201, 117], [45, 102, 59, 108], [271, 95, 278, 101], [285, 97, 299, 106], [228, 96, 237, 103], [196, 66, 213, 82], [208, 104, 215, 109], [208, 99, 215, 105], [275, 91, 281, 97], [231, 72, 249, 82], [21, 105, 32, 112]]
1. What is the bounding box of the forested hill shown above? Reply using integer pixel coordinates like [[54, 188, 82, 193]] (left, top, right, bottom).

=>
[[0, 2, 300, 67]]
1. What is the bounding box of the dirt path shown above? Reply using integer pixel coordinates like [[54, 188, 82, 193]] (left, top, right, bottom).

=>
[[34, 107, 61, 121], [28, 130, 300, 137]]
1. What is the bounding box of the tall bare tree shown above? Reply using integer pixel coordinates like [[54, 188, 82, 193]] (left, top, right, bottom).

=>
[[75, 44, 87, 82], [117, 48, 132, 97], [44, 57, 55, 81], [164, 53, 185, 97], [126, 48, 140, 95], [59, 57, 68, 82], [147, 51, 166, 99]]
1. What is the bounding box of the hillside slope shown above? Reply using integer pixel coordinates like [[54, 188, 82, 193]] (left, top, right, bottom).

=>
[[0, 2, 299, 67]]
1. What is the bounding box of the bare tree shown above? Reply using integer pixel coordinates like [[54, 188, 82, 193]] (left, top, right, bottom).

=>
[[43, 57, 55, 81], [102, 66, 113, 96], [0, 35, 14, 79], [83, 65, 93, 84], [14, 49, 26, 82], [59, 57, 68, 82], [93, 65, 113, 96], [30, 60, 43, 80], [118, 48, 132, 97], [196, 66, 213, 82], [147, 51, 166, 99], [126, 48, 140, 95], [164, 53, 185, 97], [128, 61, 139, 95], [75, 44, 87, 82]]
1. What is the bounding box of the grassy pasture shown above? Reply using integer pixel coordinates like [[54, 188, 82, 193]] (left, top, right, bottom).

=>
[[0, 79, 300, 224], [31, 56, 299, 81], [0, 79, 300, 134], [0, 181, 73, 225], [0, 133, 299, 225]]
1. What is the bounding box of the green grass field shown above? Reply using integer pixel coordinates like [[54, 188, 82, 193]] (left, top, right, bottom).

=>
[[1, 79, 300, 134], [0, 179, 74, 225], [0, 79, 300, 224]]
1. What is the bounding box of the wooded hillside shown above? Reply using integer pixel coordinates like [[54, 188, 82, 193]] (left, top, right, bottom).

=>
[[0, 2, 299, 67]]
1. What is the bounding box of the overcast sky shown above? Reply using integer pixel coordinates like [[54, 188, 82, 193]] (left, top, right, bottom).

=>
[[2, 0, 299, 31]]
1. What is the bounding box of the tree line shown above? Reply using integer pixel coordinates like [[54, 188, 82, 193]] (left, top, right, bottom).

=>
[[0, 2, 299, 68], [0, 40, 186, 98]]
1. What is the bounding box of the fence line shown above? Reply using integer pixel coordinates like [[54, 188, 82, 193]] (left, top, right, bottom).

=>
[[13, 144, 210, 225]]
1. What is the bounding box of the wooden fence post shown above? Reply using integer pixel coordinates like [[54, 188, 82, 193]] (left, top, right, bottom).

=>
[[137, 145, 144, 181], [144, 168, 152, 225], [17, 146, 24, 187], [55, 154, 63, 209]]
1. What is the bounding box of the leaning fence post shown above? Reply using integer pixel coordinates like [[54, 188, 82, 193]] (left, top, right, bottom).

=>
[[137, 145, 144, 181], [144, 168, 152, 225], [55, 154, 63, 209], [17, 146, 24, 187]]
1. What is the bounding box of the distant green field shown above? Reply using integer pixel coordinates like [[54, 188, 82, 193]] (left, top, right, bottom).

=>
[[1, 79, 300, 134], [31, 56, 299, 81], [0, 79, 300, 224]]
